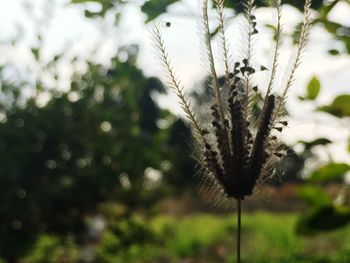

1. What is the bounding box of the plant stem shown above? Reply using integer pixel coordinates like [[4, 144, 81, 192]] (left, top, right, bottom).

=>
[[237, 198, 241, 263]]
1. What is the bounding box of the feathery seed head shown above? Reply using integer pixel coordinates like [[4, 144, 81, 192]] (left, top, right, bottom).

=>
[[153, 0, 312, 201]]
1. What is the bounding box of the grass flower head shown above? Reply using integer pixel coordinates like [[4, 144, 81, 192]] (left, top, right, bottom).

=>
[[153, 0, 312, 201]]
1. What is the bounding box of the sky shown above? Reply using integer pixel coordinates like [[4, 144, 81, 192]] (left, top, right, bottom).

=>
[[0, 0, 349, 169]]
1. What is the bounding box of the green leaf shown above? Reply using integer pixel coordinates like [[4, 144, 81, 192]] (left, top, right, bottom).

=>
[[309, 163, 350, 182], [84, 10, 98, 18], [318, 0, 339, 18], [296, 205, 350, 235], [323, 20, 343, 35], [296, 185, 332, 207], [318, 94, 350, 117], [141, 0, 178, 23], [70, 0, 115, 18], [306, 76, 321, 100], [328, 49, 340, 55], [298, 137, 332, 151], [31, 48, 40, 60]]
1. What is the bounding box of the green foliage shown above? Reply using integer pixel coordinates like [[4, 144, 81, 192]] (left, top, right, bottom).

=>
[[97, 230, 162, 263], [154, 215, 229, 258], [31, 48, 40, 61], [306, 76, 321, 100], [23, 235, 79, 263], [142, 0, 178, 22], [318, 94, 350, 117], [149, 213, 302, 262], [328, 48, 340, 55], [13, 212, 350, 262], [309, 163, 350, 182], [296, 205, 350, 235], [96, 216, 162, 263], [317, 5, 350, 55], [70, 0, 350, 57], [296, 78, 350, 236], [299, 76, 321, 101], [108, 212, 350, 262], [297, 185, 332, 207], [0, 46, 195, 260], [70, 0, 117, 18], [139, 0, 325, 21]]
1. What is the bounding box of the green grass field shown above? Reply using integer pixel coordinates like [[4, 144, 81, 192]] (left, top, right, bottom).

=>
[[94, 212, 350, 263]]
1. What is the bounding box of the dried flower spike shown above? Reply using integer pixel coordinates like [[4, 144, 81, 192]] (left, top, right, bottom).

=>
[[153, 0, 311, 200]]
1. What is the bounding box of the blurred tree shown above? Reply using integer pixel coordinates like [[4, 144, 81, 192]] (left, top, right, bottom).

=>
[[163, 118, 198, 191], [0, 45, 195, 261]]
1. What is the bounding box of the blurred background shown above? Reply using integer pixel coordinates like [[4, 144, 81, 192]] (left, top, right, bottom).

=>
[[0, 0, 349, 262]]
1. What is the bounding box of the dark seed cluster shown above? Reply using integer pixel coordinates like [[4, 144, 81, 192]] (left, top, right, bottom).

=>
[[202, 59, 278, 200], [249, 15, 259, 35]]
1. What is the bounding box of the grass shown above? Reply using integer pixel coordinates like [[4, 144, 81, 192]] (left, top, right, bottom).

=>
[[147, 212, 350, 263], [22, 211, 350, 262]]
